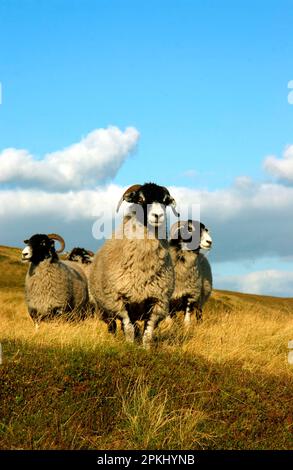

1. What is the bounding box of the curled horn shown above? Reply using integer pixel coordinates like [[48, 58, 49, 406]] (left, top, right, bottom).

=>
[[47, 233, 65, 253], [116, 184, 142, 213], [170, 220, 186, 240], [162, 186, 180, 217], [86, 250, 95, 257]]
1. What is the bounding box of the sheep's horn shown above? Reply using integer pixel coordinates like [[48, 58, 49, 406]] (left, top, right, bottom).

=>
[[171, 204, 180, 217], [47, 233, 65, 253], [170, 221, 187, 240], [86, 250, 95, 257], [161, 186, 180, 217], [116, 184, 142, 213]]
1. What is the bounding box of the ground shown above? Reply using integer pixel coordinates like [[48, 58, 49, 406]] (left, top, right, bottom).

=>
[[0, 245, 292, 450]]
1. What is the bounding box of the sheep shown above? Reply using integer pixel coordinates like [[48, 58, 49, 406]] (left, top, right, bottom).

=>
[[169, 220, 213, 325], [21, 233, 89, 323], [65, 247, 96, 309], [89, 182, 179, 349], [65, 247, 95, 280], [66, 247, 94, 269]]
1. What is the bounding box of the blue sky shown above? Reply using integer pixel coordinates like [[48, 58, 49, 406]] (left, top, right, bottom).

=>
[[1, 0, 293, 295]]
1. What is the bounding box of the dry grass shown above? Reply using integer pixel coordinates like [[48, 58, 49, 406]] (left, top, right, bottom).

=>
[[0, 245, 292, 450], [118, 376, 211, 449]]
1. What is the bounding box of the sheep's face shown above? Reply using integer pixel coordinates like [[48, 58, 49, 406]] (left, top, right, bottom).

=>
[[22, 234, 56, 264], [122, 183, 177, 228], [200, 224, 213, 250], [170, 220, 212, 251], [68, 247, 94, 264]]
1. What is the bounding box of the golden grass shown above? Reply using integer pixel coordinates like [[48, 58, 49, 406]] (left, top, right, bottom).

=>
[[118, 377, 212, 449], [0, 245, 292, 450], [2, 289, 292, 379]]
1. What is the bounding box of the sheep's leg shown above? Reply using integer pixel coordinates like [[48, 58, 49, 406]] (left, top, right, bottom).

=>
[[143, 315, 157, 349], [196, 308, 203, 323], [115, 303, 134, 343], [184, 300, 198, 326], [184, 304, 192, 326], [28, 307, 40, 330], [108, 319, 117, 334], [121, 316, 135, 343], [100, 310, 117, 335], [142, 303, 165, 349], [134, 322, 142, 341]]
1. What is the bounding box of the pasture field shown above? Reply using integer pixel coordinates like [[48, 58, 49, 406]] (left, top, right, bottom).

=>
[[0, 245, 292, 450]]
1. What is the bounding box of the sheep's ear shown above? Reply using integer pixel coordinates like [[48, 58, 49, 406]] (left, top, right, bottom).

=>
[[24, 239, 29, 244], [116, 184, 142, 212], [124, 189, 144, 203]]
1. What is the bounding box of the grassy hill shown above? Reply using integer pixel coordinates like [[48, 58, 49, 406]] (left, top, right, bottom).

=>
[[0, 245, 292, 450]]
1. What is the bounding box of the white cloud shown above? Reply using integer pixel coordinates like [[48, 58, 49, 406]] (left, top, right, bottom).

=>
[[216, 270, 293, 297], [263, 145, 293, 183], [1, 178, 293, 262], [0, 185, 120, 221], [0, 126, 139, 191], [181, 169, 198, 179], [0, 136, 293, 296]]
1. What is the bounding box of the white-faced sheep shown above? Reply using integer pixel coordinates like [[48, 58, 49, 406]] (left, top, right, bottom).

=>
[[169, 220, 213, 325], [22, 233, 89, 323], [89, 182, 179, 349]]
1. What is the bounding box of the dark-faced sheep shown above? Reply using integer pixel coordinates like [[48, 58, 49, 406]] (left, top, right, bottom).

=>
[[22, 233, 89, 323], [89, 182, 179, 349], [169, 220, 213, 325]]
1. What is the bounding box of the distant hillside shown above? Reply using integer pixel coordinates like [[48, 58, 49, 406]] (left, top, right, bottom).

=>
[[1, 245, 292, 310], [0, 246, 27, 288]]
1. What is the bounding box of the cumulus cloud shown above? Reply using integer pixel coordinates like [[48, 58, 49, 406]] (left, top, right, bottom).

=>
[[216, 270, 293, 297], [170, 180, 293, 263], [0, 185, 124, 254], [1, 179, 293, 263], [264, 145, 293, 183], [0, 179, 293, 296], [0, 134, 293, 296], [0, 126, 139, 191]]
